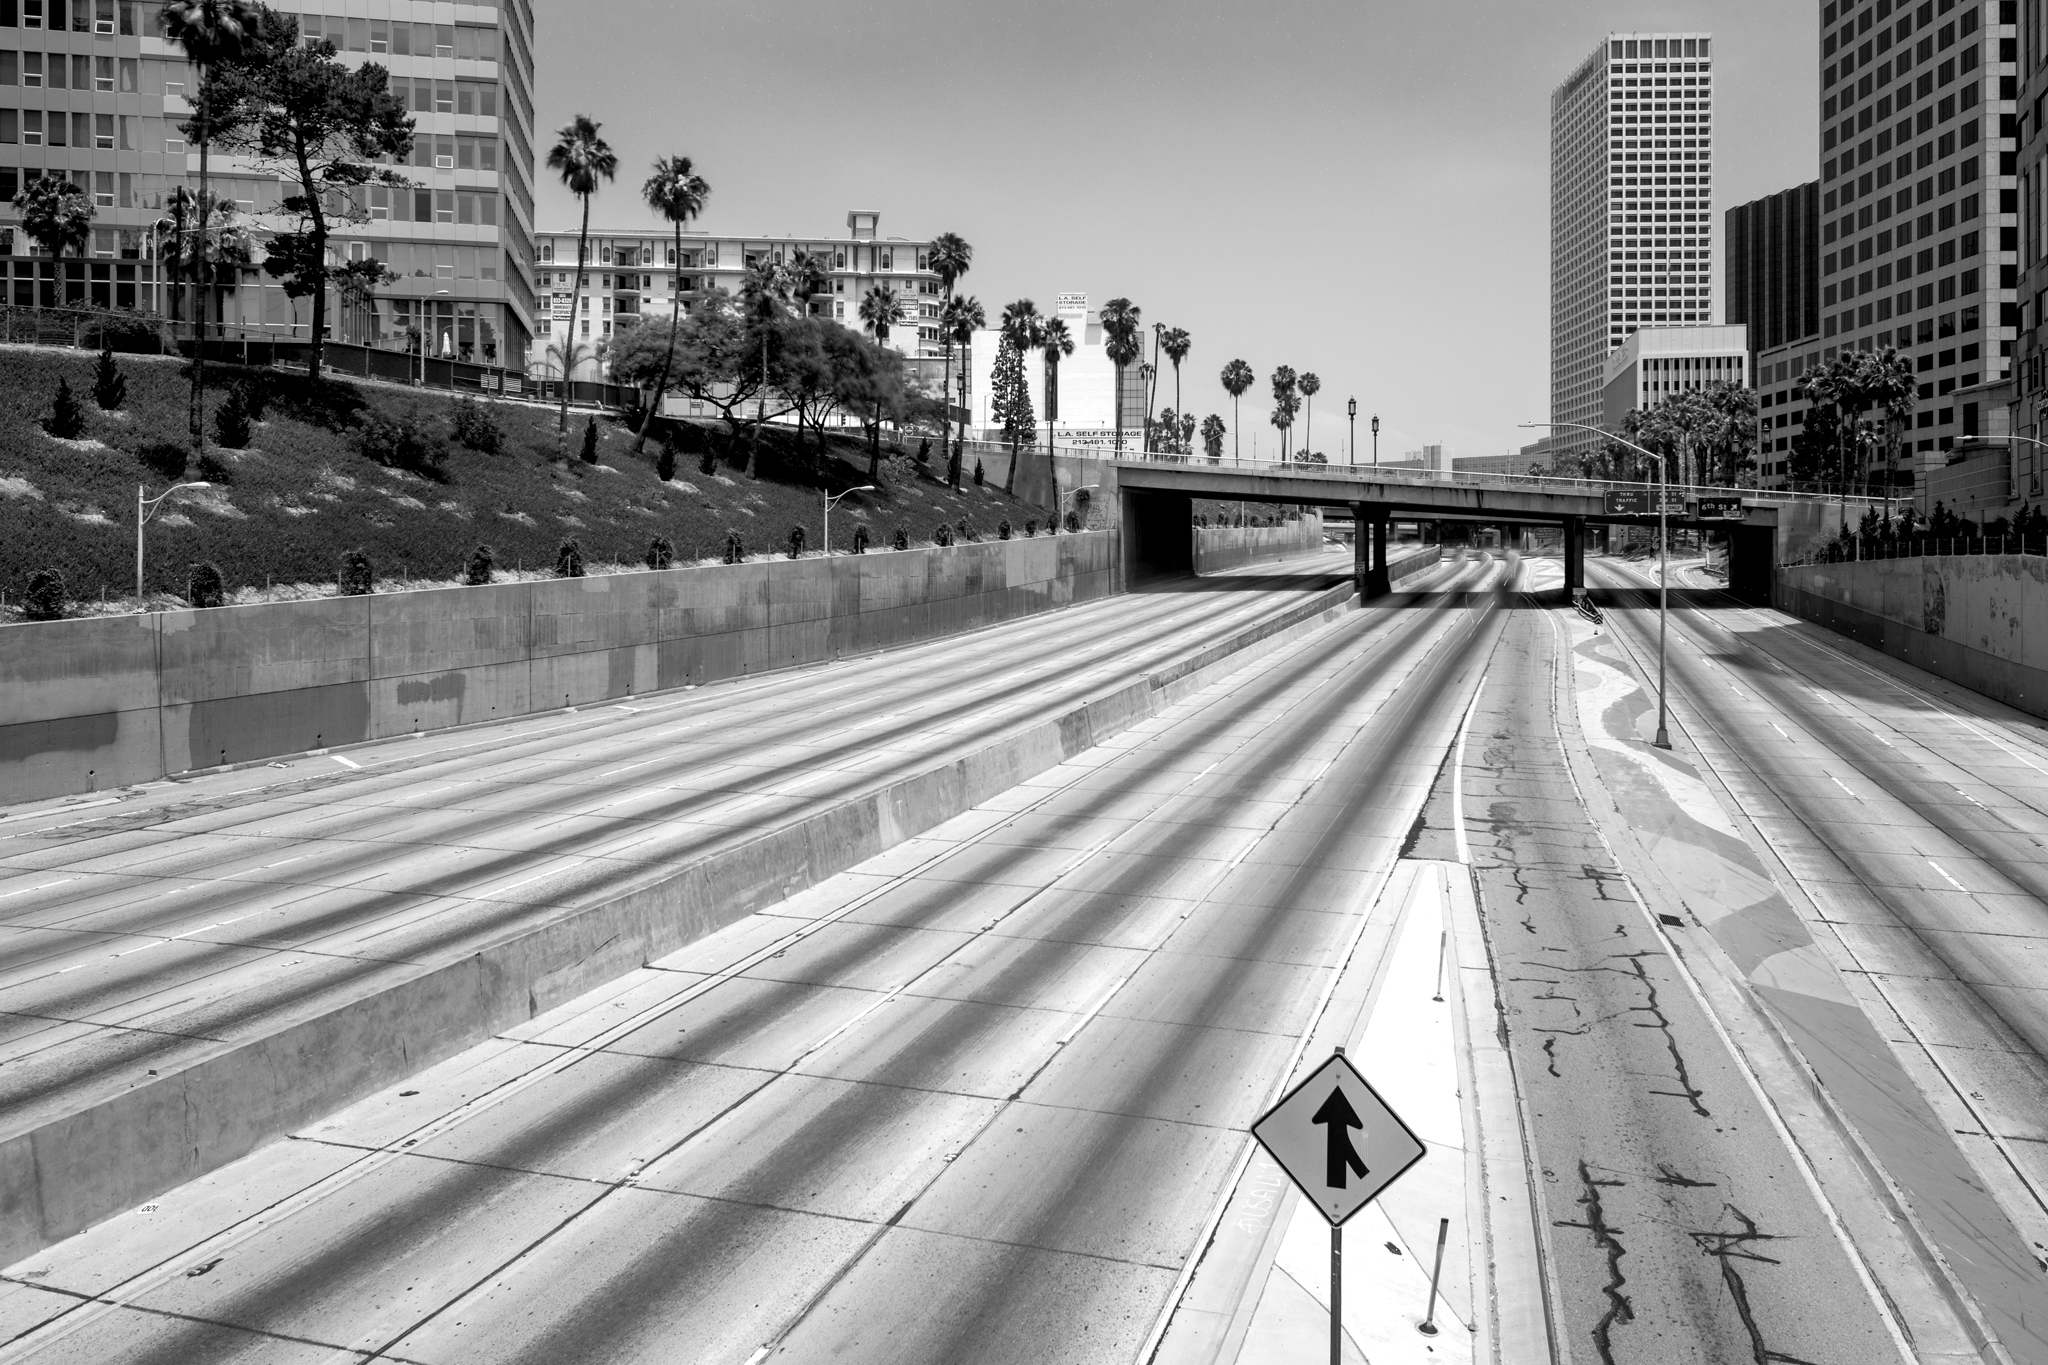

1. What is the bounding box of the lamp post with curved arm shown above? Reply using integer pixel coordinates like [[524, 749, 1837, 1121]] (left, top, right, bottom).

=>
[[1521, 421, 1672, 749], [823, 485, 876, 557], [136, 482, 214, 608]]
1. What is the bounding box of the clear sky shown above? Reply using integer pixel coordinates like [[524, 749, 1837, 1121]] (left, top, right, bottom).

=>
[[533, 0, 1818, 464]]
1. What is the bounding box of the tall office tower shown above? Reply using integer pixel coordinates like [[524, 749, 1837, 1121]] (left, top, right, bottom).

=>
[[1727, 183, 1824, 353], [0, 0, 538, 369], [1817, 0, 2015, 485], [1550, 32, 1716, 466]]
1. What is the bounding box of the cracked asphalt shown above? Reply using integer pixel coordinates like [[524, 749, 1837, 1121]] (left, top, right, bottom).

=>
[[1446, 598, 1894, 1365]]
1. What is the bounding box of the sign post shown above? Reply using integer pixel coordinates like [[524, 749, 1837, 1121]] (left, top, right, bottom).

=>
[[1251, 1046, 1427, 1363]]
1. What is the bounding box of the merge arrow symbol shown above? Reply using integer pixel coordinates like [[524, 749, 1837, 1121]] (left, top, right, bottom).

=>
[[1311, 1085, 1370, 1189]]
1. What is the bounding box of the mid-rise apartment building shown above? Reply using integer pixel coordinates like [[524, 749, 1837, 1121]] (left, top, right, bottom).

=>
[[1550, 31, 1717, 464], [0, 0, 538, 369], [1601, 324, 1749, 430], [1817, 0, 2017, 490], [529, 211, 944, 384]]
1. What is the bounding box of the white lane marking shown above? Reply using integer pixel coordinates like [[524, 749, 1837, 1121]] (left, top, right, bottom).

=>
[[479, 859, 583, 898], [598, 759, 658, 778], [1928, 860, 1967, 892], [1452, 671, 1488, 867], [112, 939, 167, 957], [0, 878, 74, 901], [1828, 773, 1857, 797], [1952, 785, 1989, 810], [260, 856, 305, 870], [332, 755, 360, 770], [1728, 682, 1746, 698], [1769, 722, 1791, 739]]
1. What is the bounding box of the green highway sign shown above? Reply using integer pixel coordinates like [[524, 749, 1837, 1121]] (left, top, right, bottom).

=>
[[1696, 497, 1747, 521], [1605, 489, 1686, 516]]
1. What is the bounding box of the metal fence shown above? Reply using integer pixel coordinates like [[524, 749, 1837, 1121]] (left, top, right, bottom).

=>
[[1793, 535, 2048, 565]]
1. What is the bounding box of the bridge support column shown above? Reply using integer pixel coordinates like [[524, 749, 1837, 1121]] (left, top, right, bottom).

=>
[[1564, 515, 1585, 600], [1350, 502, 1369, 598], [1366, 505, 1391, 598]]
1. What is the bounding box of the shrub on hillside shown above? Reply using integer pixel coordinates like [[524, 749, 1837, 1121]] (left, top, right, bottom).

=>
[[580, 416, 599, 465], [656, 440, 676, 483], [892, 527, 908, 550], [187, 561, 226, 608], [646, 535, 674, 570], [723, 528, 745, 564], [92, 348, 126, 411], [1064, 511, 1081, 532], [1024, 519, 1038, 537], [787, 525, 806, 559], [698, 445, 718, 476], [973, 459, 984, 487], [338, 548, 373, 596], [354, 405, 445, 474], [138, 441, 188, 480], [451, 395, 503, 454], [44, 377, 84, 439], [933, 523, 954, 547], [956, 519, 977, 543], [851, 524, 870, 555], [464, 544, 495, 585], [998, 519, 1011, 540], [554, 537, 584, 578], [915, 437, 931, 466], [214, 387, 253, 449], [21, 568, 67, 620], [196, 451, 234, 485]]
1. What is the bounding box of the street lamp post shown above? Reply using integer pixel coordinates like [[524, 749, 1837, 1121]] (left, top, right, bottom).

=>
[[823, 485, 876, 556], [1521, 420, 1672, 750], [136, 481, 214, 607], [1348, 397, 1357, 468], [1370, 414, 1380, 468]]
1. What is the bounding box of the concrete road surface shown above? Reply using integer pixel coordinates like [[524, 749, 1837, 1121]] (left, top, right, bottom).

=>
[[0, 553, 1515, 1363]]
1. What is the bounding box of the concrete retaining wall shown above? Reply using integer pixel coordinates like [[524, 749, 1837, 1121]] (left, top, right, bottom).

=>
[[1776, 555, 2048, 718], [0, 533, 1117, 806], [1193, 513, 1328, 574], [0, 570, 1366, 1266]]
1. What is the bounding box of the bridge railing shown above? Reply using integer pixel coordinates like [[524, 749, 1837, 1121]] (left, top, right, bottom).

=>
[[1122, 452, 1890, 512]]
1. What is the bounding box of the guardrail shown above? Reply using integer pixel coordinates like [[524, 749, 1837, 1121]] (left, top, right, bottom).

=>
[[1122, 452, 1890, 512]]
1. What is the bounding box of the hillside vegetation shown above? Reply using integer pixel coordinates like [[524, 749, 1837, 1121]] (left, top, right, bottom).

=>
[[0, 346, 1048, 619]]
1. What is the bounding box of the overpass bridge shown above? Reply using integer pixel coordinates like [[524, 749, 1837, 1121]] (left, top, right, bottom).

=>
[[1109, 457, 1886, 604]]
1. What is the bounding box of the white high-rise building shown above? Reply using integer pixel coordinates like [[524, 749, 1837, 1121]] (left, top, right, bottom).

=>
[[1550, 32, 1717, 464]]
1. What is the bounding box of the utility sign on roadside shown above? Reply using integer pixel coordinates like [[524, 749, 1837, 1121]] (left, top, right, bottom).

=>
[[1251, 1051, 1425, 1225]]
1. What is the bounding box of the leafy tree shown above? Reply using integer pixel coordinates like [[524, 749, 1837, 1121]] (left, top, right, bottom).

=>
[[740, 257, 795, 479], [159, 0, 263, 454], [1040, 315, 1074, 462], [608, 300, 776, 443], [554, 537, 585, 577], [656, 439, 677, 482], [207, 9, 413, 379], [580, 415, 600, 464], [633, 154, 710, 454], [187, 561, 227, 608], [988, 337, 1035, 472], [835, 322, 908, 483], [1297, 371, 1321, 458], [44, 378, 85, 439], [1100, 298, 1142, 457], [13, 174, 93, 260], [771, 316, 850, 463], [93, 348, 128, 411], [1220, 359, 1255, 461], [546, 114, 619, 432], [464, 544, 495, 585], [930, 232, 973, 469], [1201, 413, 1226, 461]]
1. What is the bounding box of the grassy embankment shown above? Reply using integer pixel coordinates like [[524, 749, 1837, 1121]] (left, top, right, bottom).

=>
[[0, 345, 1045, 620]]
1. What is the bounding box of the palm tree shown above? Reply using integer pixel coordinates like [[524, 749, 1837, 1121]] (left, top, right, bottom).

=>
[[1200, 413, 1226, 463], [631, 154, 709, 455], [1099, 298, 1142, 457], [1161, 328, 1191, 453], [1269, 365, 1298, 460], [157, 0, 261, 456], [545, 113, 619, 433], [1040, 315, 1074, 467], [1855, 347, 1916, 518], [1298, 372, 1321, 460], [1220, 359, 1254, 463], [1000, 298, 1041, 492], [859, 283, 904, 348], [943, 294, 985, 486], [740, 258, 793, 479], [787, 248, 830, 318], [928, 234, 973, 468]]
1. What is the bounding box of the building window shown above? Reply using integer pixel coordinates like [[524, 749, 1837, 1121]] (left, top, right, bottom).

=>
[[93, 111, 110, 148]]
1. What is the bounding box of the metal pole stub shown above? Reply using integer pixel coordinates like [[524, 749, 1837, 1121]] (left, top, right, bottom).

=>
[[1331, 1223, 1343, 1365], [1419, 1216, 1450, 1335]]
